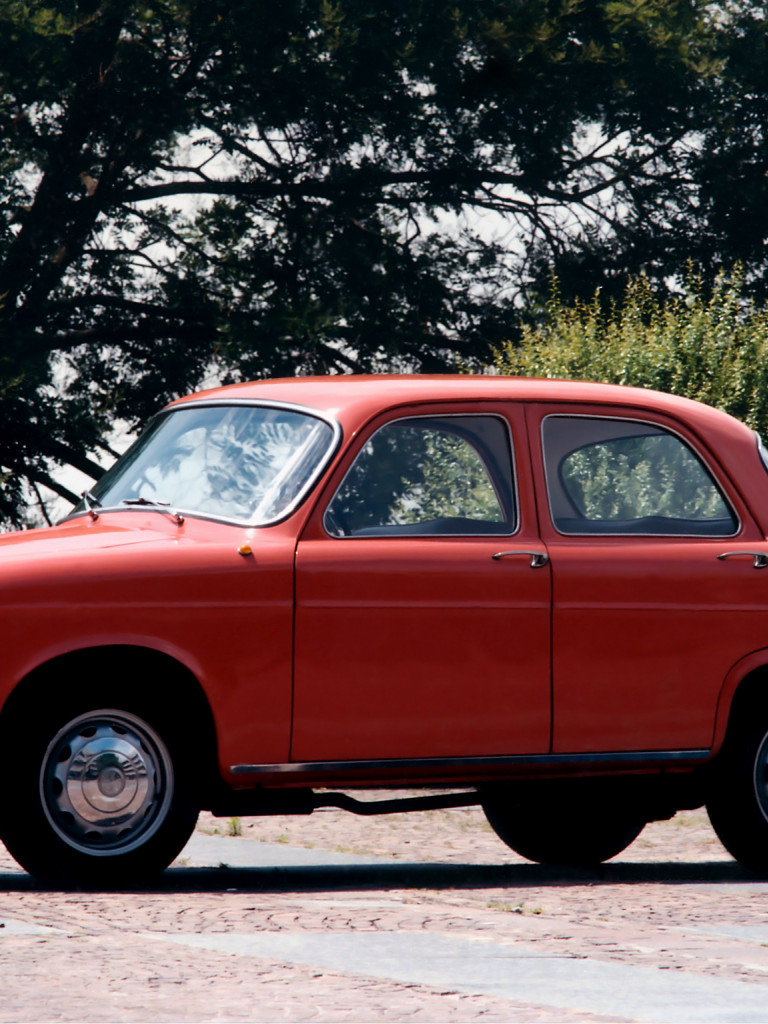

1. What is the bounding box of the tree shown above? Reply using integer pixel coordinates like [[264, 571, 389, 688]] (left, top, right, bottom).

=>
[[542, 2, 768, 306], [688, 3, 768, 297], [0, 0, 759, 525]]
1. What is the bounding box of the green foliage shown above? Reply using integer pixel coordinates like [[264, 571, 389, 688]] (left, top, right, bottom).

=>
[[494, 271, 768, 438], [560, 434, 730, 521], [388, 430, 504, 524]]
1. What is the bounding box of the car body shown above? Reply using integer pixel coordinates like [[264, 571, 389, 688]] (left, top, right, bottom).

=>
[[2, 374, 768, 884]]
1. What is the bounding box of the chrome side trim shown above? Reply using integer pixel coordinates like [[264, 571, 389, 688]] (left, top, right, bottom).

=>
[[231, 749, 711, 775]]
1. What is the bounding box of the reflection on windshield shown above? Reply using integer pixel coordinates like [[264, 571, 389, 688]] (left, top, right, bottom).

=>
[[80, 404, 336, 524]]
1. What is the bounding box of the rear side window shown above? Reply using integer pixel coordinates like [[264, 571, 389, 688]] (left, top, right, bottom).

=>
[[324, 415, 515, 537], [542, 416, 737, 536]]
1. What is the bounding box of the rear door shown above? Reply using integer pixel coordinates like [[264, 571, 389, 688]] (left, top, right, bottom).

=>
[[529, 403, 768, 754]]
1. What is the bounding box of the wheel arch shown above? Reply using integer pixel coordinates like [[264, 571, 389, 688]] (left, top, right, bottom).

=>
[[713, 651, 768, 754], [0, 644, 220, 802]]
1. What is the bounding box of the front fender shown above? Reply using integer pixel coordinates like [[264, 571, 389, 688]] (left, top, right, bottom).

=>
[[0, 632, 210, 712]]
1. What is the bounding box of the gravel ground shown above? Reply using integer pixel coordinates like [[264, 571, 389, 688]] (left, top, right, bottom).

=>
[[0, 798, 765, 1023]]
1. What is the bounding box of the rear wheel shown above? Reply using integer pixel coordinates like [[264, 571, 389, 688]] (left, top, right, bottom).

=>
[[1, 705, 198, 887], [706, 709, 768, 875], [482, 782, 646, 867]]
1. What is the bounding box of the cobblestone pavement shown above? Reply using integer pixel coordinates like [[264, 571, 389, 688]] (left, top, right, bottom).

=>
[[0, 800, 767, 1022]]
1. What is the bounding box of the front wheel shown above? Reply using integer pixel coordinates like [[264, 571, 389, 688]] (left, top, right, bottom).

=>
[[2, 706, 198, 887], [706, 711, 768, 875]]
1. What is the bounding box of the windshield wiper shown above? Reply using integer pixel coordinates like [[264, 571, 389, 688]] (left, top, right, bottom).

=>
[[121, 497, 185, 525], [82, 490, 102, 520]]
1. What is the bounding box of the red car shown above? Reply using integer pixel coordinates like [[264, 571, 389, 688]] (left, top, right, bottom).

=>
[[1, 375, 768, 885]]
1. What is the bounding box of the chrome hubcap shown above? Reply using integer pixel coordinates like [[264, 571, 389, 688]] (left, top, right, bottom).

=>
[[40, 711, 173, 856]]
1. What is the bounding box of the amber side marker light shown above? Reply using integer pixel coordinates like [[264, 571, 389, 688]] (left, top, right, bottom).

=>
[[238, 544, 253, 557]]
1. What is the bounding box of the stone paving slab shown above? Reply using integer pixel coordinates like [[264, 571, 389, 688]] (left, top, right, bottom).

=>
[[155, 929, 768, 1023], [184, 831, 392, 868], [172, 832, 768, 1022]]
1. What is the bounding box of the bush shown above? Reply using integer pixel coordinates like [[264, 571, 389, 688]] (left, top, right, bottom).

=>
[[493, 271, 768, 437]]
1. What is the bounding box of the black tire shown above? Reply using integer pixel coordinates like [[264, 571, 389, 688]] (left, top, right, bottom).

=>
[[482, 782, 646, 867], [706, 710, 768, 875], [1, 703, 198, 887]]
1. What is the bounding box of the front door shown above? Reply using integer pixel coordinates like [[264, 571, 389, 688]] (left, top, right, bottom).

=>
[[292, 405, 551, 762]]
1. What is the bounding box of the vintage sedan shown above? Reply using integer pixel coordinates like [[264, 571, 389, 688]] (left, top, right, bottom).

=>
[[2, 374, 768, 885]]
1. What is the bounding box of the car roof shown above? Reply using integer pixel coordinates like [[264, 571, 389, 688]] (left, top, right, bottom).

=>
[[170, 374, 747, 436]]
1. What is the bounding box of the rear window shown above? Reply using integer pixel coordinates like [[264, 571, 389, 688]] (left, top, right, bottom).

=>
[[542, 416, 738, 536]]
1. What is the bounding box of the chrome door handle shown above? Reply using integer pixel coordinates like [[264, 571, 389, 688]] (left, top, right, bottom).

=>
[[717, 551, 768, 569], [492, 550, 549, 568]]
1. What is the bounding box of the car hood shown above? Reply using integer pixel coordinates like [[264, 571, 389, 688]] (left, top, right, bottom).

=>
[[0, 516, 177, 562]]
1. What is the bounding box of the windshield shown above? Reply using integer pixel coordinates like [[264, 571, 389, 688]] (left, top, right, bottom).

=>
[[72, 402, 338, 525]]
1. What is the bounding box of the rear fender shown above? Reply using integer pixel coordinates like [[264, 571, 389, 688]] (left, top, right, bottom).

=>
[[713, 650, 768, 753]]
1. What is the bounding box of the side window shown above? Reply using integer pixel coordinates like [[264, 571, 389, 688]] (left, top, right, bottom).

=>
[[324, 415, 515, 537], [542, 416, 737, 536]]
